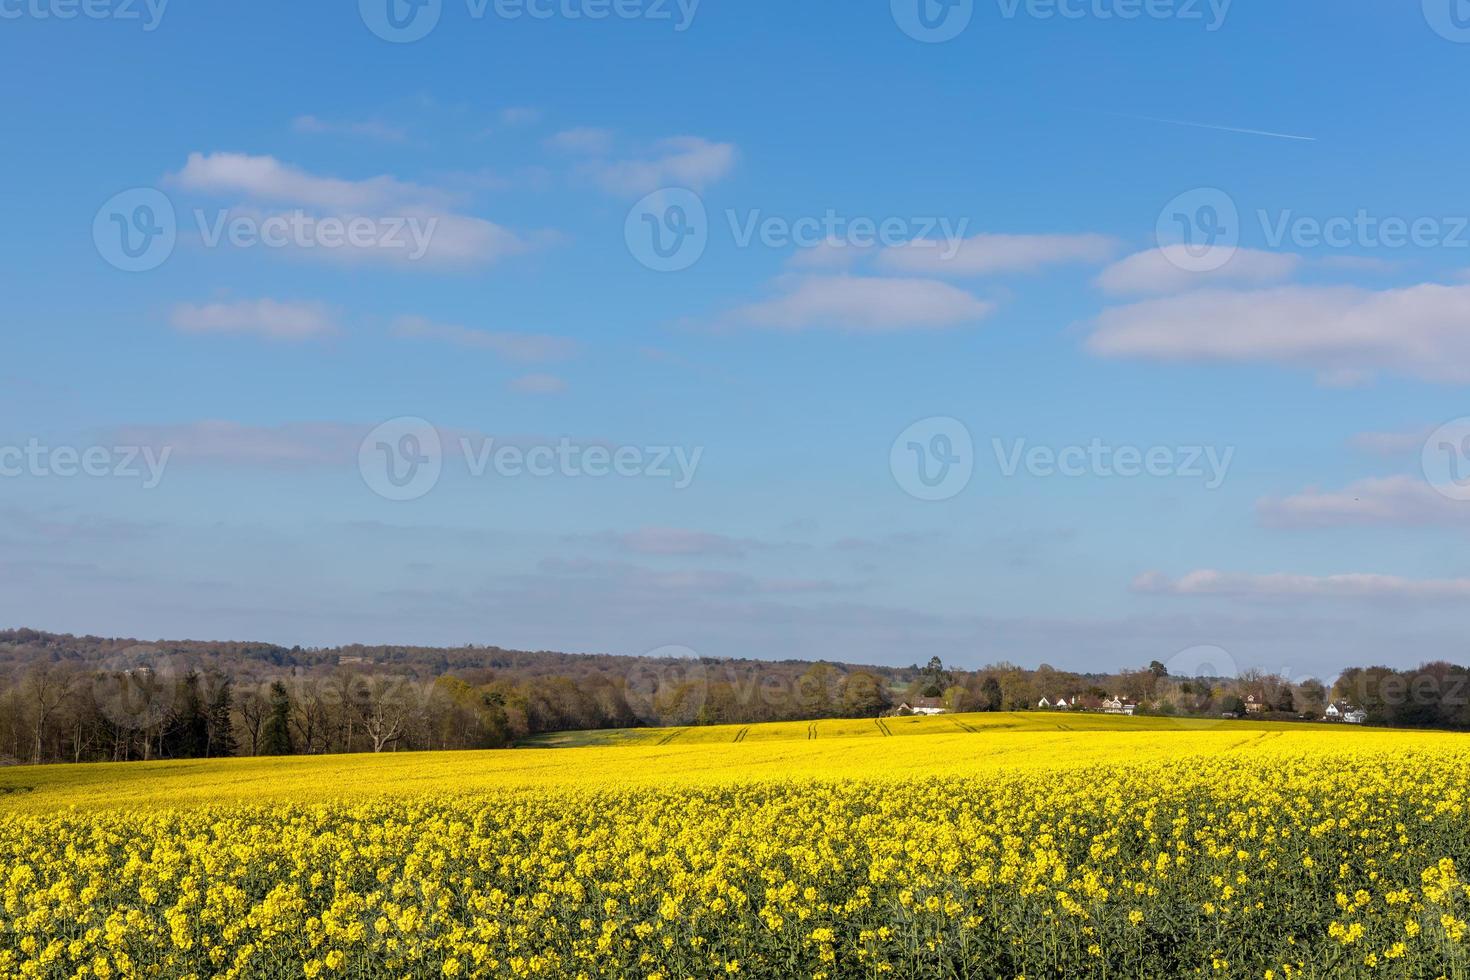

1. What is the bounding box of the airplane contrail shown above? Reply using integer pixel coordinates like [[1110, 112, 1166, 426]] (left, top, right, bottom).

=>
[[1111, 112, 1317, 142]]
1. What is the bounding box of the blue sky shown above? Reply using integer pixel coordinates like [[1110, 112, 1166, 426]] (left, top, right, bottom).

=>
[[3, 1, 1470, 679]]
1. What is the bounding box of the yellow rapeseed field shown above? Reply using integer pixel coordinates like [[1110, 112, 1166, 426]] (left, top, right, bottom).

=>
[[2, 713, 1468, 979]]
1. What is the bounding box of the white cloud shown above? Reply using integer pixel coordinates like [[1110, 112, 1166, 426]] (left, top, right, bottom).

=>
[[169, 299, 338, 342], [879, 233, 1117, 277], [1095, 246, 1302, 295], [172, 151, 444, 211], [168, 152, 534, 269], [508, 373, 568, 394], [500, 106, 542, 126], [1134, 569, 1470, 601], [722, 275, 995, 332], [1257, 475, 1463, 528], [586, 136, 736, 194], [292, 115, 407, 143], [1087, 282, 1470, 384], [546, 127, 615, 154], [391, 315, 578, 362]]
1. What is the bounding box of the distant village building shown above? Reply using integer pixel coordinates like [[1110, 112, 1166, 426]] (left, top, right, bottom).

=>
[[1037, 696, 1072, 710], [1325, 701, 1367, 724], [1101, 696, 1137, 716], [1244, 695, 1265, 715], [898, 697, 946, 716]]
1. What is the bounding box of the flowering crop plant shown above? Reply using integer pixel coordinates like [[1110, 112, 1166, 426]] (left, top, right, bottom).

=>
[[2, 719, 1469, 979]]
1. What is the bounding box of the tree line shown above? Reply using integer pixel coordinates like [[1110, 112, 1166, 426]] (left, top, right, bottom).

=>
[[4, 629, 1466, 767]]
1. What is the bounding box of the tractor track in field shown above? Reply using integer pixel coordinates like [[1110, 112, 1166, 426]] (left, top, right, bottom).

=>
[[807, 722, 818, 740], [733, 727, 750, 743], [656, 729, 685, 745], [874, 718, 892, 737]]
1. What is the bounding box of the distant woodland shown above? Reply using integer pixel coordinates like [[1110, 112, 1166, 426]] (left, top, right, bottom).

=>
[[2, 628, 1466, 766]]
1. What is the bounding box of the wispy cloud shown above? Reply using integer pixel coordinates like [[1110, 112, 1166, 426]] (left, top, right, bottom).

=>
[[169, 152, 537, 269], [879, 233, 1117, 277], [508, 373, 568, 395], [173, 151, 447, 211], [545, 127, 615, 154], [1088, 282, 1470, 384], [1134, 569, 1470, 601], [584, 136, 737, 195], [1350, 429, 1434, 456], [170, 299, 339, 342], [390, 314, 579, 362], [1257, 476, 1462, 528], [578, 526, 758, 558], [1095, 246, 1302, 295], [292, 115, 408, 143], [500, 106, 542, 126], [103, 421, 364, 468], [721, 275, 995, 332]]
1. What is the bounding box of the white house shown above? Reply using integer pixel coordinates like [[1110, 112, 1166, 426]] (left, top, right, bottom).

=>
[[1326, 701, 1367, 724], [899, 697, 946, 716], [1102, 696, 1137, 716]]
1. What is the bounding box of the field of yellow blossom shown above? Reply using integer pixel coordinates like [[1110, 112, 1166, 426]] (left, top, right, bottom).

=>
[[3, 713, 1469, 979]]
